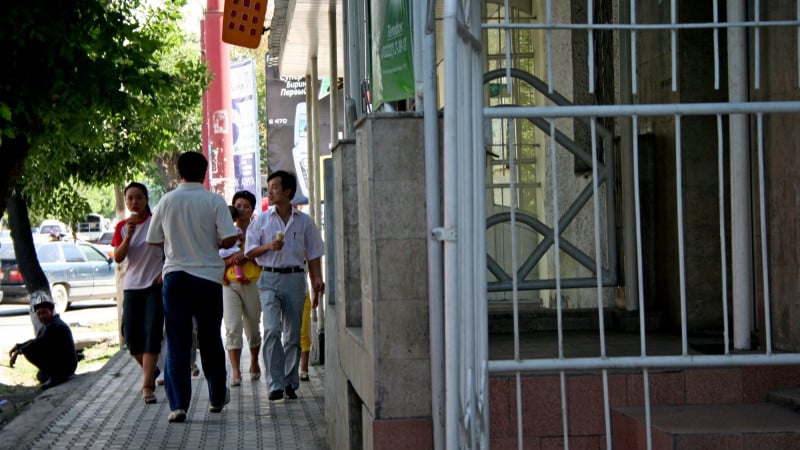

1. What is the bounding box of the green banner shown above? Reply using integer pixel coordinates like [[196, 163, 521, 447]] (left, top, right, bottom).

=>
[[372, 0, 415, 107]]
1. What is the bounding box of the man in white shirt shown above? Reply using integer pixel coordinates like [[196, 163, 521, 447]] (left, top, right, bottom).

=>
[[146, 151, 239, 423], [245, 170, 324, 401]]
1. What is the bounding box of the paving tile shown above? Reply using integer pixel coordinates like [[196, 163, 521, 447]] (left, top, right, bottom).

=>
[[4, 343, 328, 450]]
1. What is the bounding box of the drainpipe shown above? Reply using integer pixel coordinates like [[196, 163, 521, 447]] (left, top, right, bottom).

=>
[[727, 0, 753, 350], [305, 76, 314, 221], [330, 8, 340, 150], [310, 58, 322, 225], [415, 1, 444, 448], [443, 0, 459, 445]]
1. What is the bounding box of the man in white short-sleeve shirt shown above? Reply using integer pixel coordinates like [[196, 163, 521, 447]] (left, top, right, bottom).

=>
[[246, 170, 324, 401], [147, 151, 238, 423]]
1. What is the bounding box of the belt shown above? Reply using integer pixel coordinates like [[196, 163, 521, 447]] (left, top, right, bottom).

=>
[[262, 266, 304, 274]]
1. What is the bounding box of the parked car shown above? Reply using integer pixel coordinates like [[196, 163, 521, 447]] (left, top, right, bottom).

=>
[[0, 240, 116, 314], [38, 219, 69, 238], [96, 230, 115, 246]]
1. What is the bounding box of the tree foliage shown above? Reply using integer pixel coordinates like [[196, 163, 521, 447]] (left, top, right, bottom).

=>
[[0, 0, 209, 225], [0, 0, 209, 316]]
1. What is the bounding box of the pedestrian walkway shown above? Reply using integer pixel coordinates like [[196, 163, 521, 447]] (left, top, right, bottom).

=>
[[1, 346, 327, 449]]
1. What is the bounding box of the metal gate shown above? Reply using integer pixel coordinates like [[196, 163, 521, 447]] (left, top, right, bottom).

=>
[[441, 0, 800, 448]]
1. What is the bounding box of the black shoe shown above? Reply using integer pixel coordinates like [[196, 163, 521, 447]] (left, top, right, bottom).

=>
[[285, 385, 297, 399], [268, 389, 284, 401], [209, 387, 230, 413]]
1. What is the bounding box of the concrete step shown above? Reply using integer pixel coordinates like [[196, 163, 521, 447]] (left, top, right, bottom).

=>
[[612, 402, 800, 450], [768, 387, 800, 412]]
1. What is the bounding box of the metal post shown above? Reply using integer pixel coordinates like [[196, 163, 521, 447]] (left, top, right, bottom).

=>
[[727, 0, 753, 350], [415, 0, 445, 448]]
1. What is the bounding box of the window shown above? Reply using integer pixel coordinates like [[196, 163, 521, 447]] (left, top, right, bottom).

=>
[[61, 243, 85, 263], [81, 244, 109, 263], [36, 243, 62, 263]]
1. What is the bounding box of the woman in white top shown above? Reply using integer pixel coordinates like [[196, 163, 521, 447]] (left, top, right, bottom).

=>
[[221, 190, 263, 386], [112, 182, 165, 404]]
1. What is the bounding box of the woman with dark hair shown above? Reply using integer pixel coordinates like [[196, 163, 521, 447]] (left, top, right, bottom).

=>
[[112, 182, 165, 404], [221, 190, 263, 386]]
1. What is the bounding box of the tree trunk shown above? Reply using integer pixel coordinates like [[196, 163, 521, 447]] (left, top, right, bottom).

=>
[[0, 136, 30, 220], [113, 183, 126, 221], [8, 186, 52, 334], [157, 151, 181, 192]]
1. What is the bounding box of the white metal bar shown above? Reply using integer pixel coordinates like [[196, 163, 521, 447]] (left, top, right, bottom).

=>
[[588, 0, 595, 94], [756, 113, 773, 354], [458, 26, 473, 446], [515, 373, 523, 450], [508, 127, 520, 363], [591, 118, 607, 358], [418, 0, 445, 446], [484, 101, 800, 118], [560, 372, 569, 450], [632, 114, 653, 450], [643, 369, 653, 450], [713, 0, 721, 89], [728, 0, 754, 351], [602, 370, 611, 450], [671, 0, 678, 91], [755, 0, 761, 89], [442, 0, 460, 445], [717, 115, 731, 356], [675, 115, 688, 356], [631, 0, 638, 95], [482, 19, 800, 31], [633, 115, 647, 357], [504, 0, 512, 95], [551, 120, 565, 361], [546, 0, 554, 93], [488, 353, 800, 373]]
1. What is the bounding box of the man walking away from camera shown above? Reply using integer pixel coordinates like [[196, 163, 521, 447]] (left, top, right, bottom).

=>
[[146, 151, 239, 423]]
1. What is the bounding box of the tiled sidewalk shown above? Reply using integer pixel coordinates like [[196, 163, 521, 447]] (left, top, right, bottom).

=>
[[1, 348, 327, 449]]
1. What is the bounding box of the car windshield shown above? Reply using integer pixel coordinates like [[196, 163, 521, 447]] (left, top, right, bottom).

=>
[[40, 225, 62, 235], [0, 242, 65, 263]]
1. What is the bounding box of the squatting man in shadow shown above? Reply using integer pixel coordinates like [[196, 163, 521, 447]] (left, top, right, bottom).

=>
[[8, 298, 79, 390]]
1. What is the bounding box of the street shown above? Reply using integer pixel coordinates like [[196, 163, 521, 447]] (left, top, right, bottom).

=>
[[0, 300, 118, 355]]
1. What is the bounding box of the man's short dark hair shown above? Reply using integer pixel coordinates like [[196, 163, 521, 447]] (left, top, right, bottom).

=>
[[178, 152, 208, 182], [267, 170, 297, 200], [233, 190, 257, 210], [33, 301, 55, 311]]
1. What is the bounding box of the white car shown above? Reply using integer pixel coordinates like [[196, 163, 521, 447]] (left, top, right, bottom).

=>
[[38, 219, 69, 237]]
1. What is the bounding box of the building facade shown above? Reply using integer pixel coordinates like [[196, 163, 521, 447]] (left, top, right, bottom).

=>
[[266, 1, 800, 448]]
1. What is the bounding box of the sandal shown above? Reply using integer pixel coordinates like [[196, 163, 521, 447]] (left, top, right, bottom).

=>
[[143, 386, 157, 404], [299, 371, 310, 381], [250, 370, 261, 381]]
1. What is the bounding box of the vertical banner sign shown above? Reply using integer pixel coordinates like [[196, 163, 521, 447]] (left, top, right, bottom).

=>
[[230, 59, 262, 203], [371, 0, 415, 107], [265, 56, 336, 205]]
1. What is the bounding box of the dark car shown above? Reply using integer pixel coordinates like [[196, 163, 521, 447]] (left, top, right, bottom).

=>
[[0, 240, 116, 314]]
